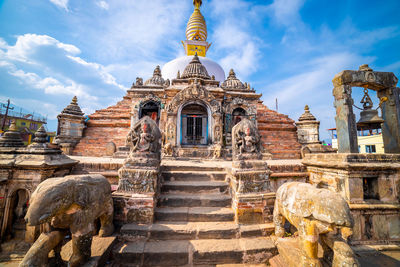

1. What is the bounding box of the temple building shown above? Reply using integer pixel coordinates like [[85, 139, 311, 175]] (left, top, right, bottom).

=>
[[2, 1, 400, 266], [58, 0, 302, 160]]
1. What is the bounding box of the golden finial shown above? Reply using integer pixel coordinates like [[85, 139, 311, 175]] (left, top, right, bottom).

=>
[[193, 0, 202, 9], [71, 96, 78, 105]]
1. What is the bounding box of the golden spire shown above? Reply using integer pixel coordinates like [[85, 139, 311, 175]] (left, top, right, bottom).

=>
[[186, 0, 207, 42]]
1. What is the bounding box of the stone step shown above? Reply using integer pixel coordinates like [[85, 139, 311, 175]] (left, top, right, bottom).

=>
[[113, 237, 277, 266], [158, 193, 232, 208], [120, 222, 274, 241], [155, 207, 234, 222], [161, 181, 229, 193], [162, 165, 225, 172], [162, 171, 226, 182]]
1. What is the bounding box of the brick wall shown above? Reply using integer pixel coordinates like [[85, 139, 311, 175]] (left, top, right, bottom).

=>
[[72, 97, 131, 157], [257, 103, 302, 159]]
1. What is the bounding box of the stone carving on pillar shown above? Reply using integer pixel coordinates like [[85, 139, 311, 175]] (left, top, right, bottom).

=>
[[166, 115, 177, 146], [230, 118, 271, 224], [332, 84, 358, 153], [272, 182, 359, 267], [21, 174, 114, 267], [115, 116, 161, 224]]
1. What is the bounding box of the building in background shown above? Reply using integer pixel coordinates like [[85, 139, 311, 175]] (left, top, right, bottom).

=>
[[0, 101, 48, 145], [328, 127, 384, 153]]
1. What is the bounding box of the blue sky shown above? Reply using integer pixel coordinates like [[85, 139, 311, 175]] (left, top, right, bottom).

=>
[[0, 0, 399, 140]]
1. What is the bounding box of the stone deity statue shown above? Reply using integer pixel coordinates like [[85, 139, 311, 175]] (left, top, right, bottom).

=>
[[127, 117, 161, 155], [232, 118, 262, 160]]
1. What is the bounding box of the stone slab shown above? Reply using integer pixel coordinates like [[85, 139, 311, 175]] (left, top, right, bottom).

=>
[[159, 193, 232, 207], [191, 239, 244, 265], [60, 235, 117, 267], [143, 240, 189, 266]]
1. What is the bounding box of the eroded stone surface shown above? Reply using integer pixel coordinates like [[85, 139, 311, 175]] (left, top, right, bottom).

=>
[[20, 174, 114, 267], [273, 182, 359, 267]]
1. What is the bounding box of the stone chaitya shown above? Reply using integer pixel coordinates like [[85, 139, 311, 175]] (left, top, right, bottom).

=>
[[296, 105, 336, 157], [54, 96, 85, 155]]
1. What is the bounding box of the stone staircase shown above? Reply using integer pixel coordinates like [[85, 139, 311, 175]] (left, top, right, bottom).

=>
[[113, 161, 277, 266]]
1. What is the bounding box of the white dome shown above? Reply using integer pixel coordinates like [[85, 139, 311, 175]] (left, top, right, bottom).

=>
[[162, 56, 225, 82]]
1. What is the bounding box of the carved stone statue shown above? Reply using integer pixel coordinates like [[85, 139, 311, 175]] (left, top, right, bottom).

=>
[[232, 118, 261, 160], [273, 182, 359, 267], [127, 116, 161, 155], [20, 174, 114, 267]]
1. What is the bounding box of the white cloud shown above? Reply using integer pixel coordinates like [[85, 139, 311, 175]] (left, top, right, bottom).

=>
[[6, 34, 80, 64], [268, 0, 305, 27], [0, 34, 127, 119], [49, 0, 69, 11], [209, 0, 266, 79], [97, 1, 109, 10]]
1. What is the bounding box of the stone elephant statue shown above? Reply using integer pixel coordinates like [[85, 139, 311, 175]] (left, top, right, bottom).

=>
[[20, 174, 114, 267], [273, 182, 359, 267]]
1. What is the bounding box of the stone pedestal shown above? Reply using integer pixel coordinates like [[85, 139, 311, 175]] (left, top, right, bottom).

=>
[[303, 153, 400, 245], [231, 160, 272, 224], [114, 153, 160, 225], [270, 237, 324, 267]]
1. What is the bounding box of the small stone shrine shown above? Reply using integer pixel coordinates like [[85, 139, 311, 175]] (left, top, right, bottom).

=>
[[54, 96, 85, 155], [296, 105, 336, 157]]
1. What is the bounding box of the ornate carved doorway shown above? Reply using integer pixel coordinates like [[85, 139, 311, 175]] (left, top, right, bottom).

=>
[[181, 104, 208, 145]]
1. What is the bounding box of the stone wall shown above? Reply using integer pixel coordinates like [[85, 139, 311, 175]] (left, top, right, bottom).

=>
[[303, 153, 400, 245], [72, 97, 131, 157], [257, 104, 302, 160]]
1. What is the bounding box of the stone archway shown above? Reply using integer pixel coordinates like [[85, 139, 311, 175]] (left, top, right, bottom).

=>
[[166, 83, 222, 147], [332, 65, 399, 153]]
